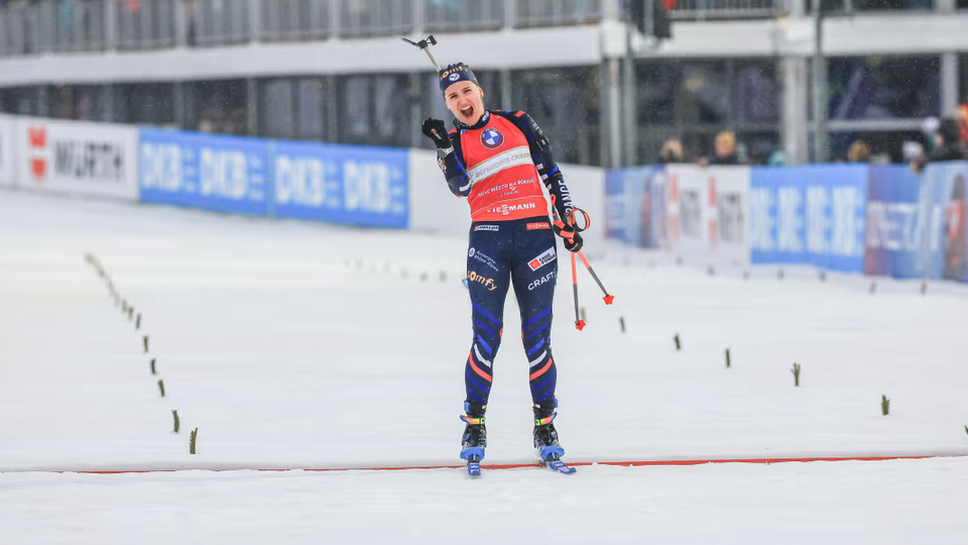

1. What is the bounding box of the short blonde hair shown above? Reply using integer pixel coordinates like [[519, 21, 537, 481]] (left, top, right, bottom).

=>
[[715, 131, 736, 151], [847, 140, 871, 163]]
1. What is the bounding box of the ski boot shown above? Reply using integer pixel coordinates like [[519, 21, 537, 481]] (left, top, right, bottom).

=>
[[460, 401, 486, 477], [533, 398, 576, 474]]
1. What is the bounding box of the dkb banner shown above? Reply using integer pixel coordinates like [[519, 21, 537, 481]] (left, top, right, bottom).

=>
[[864, 165, 926, 279], [920, 161, 968, 283], [750, 165, 867, 272], [272, 140, 408, 228], [139, 129, 270, 216]]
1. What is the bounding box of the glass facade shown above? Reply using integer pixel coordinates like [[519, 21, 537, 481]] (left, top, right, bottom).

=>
[[114, 83, 176, 126], [184, 79, 249, 134], [48, 85, 106, 121], [337, 73, 412, 148], [636, 58, 779, 164], [827, 56, 940, 121], [512, 66, 600, 166], [259, 77, 329, 141]]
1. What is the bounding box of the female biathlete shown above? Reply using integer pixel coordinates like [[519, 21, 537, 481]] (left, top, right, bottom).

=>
[[421, 62, 582, 475]]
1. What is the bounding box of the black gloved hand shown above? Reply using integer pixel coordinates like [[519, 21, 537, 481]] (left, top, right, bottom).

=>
[[421, 118, 451, 149], [558, 223, 584, 253]]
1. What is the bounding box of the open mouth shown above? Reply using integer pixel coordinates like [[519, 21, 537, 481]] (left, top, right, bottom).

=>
[[460, 105, 474, 119]]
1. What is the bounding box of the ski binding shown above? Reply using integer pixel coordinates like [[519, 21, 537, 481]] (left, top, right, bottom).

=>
[[466, 455, 482, 477]]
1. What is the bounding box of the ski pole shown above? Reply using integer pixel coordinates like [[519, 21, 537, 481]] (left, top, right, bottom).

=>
[[550, 195, 585, 331], [571, 251, 585, 331], [577, 250, 614, 305]]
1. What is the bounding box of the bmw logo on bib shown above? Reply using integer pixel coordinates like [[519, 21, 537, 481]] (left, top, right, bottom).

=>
[[480, 128, 504, 150]]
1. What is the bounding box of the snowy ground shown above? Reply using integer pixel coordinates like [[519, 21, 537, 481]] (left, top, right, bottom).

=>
[[1, 190, 967, 543]]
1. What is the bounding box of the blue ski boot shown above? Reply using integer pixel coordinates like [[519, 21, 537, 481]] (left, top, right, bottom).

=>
[[533, 399, 576, 474], [460, 402, 486, 477]]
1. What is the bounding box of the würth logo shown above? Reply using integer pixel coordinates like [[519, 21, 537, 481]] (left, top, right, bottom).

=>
[[28, 126, 48, 181]]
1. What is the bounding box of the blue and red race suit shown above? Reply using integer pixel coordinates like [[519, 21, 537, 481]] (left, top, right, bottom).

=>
[[435, 110, 574, 408]]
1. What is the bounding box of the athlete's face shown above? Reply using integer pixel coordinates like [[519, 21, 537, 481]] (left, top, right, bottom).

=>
[[445, 81, 485, 125]]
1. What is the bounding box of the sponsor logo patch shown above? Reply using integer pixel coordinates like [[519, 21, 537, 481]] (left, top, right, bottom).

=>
[[527, 222, 550, 231], [487, 202, 538, 216], [474, 224, 499, 232], [470, 248, 500, 272], [480, 128, 504, 150], [528, 270, 557, 291], [467, 271, 498, 291], [527, 247, 556, 272]]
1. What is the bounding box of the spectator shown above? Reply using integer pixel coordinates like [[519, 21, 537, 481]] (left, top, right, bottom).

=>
[[847, 140, 871, 163], [657, 139, 687, 164], [698, 131, 739, 166], [911, 117, 968, 174]]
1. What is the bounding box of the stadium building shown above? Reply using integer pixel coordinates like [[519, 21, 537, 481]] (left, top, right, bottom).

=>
[[0, 0, 966, 165]]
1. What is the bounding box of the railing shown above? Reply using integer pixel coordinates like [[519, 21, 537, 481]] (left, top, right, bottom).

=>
[[424, 0, 505, 33], [668, 0, 783, 20], [192, 0, 250, 46], [0, 0, 613, 57], [338, 0, 413, 37], [54, 0, 106, 52], [515, 0, 601, 28], [259, 0, 330, 42], [116, 0, 177, 50]]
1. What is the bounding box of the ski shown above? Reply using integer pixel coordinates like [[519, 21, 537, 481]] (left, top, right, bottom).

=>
[[541, 454, 577, 475]]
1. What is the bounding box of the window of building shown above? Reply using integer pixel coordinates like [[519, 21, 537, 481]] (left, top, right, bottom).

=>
[[511, 66, 600, 166], [960, 54, 968, 103], [827, 56, 940, 121], [337, 73, 411, 147], [184, 80, 248, 134], [48, 84, 106, 121], [635, 58, 779, 164], [260, 77, 328, 141], [114, 83, 176, 126], [0, 87, 39, 116], [816, 0, 933, 12]]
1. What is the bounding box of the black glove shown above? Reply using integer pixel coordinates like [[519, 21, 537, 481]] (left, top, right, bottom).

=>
[[421, 118, 451, 149], [558, 223, 584, 253]]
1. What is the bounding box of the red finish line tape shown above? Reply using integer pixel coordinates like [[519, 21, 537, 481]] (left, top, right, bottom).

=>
[[44, 454, 965, 475]]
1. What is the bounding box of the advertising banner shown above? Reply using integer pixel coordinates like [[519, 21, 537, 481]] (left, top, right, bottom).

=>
[[864, 166, 926, 279], [750, 165, 867, 272], [920, 161, 968, 283], [139, 129, 269, 216], [665, 164, 710, 262], [14, 117, 139, 200], [273, 140, 408, 228], [707, 166, 751, 267], [0, 114, 14, 187], [604, 166, 664, 247]]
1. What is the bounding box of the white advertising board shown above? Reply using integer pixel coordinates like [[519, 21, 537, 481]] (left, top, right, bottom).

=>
[[707, 166, 751, 267], [14, 117, 139, 201], [665, 164, 752, 267], [0, 114, 15, 187]]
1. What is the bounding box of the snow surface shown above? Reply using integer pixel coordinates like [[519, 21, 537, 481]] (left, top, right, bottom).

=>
[[1, 190, 967, 543]]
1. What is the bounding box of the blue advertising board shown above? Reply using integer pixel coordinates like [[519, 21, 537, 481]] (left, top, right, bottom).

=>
[[864, 165, 925, 279], [272, 140, 408, 229], [138, 129, 270, 216], [750, 164, 867, 272], [920, 161, 968, 283], [604, 166, 664, 248]]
